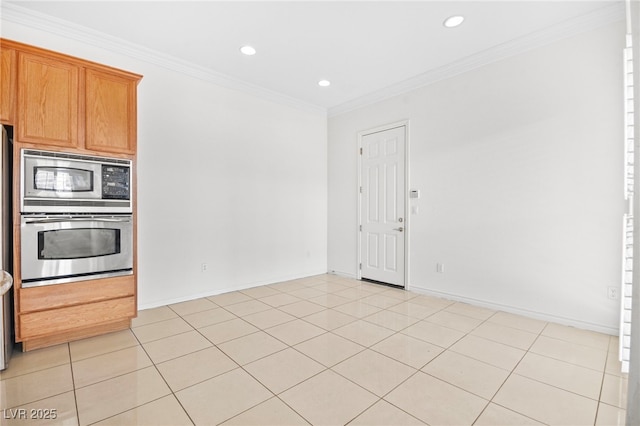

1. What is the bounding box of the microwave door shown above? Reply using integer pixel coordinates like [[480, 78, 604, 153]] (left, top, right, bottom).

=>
[[33, 166, 93, 193], [24, 158, 102, 200]]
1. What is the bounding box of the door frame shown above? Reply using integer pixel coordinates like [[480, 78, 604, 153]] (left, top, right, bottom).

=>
[[357, 120, 410, 289]]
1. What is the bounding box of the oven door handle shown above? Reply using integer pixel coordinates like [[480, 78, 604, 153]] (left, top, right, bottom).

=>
[[24, 217, 132, 224]]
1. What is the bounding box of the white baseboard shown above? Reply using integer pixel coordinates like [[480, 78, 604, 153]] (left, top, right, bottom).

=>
[[328, 272, 619, 335], [409, 285, 618, 336], [137, 268, 328, 311], [138, 269, 619, 336], [328, 270, 358, 280]]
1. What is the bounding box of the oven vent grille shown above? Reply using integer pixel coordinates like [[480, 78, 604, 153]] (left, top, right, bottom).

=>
[[23, 200, 130, 208], [23, 149, 130, 165]]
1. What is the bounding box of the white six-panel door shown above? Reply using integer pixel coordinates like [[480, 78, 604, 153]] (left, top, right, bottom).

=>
[[360, 125, 406, 287]]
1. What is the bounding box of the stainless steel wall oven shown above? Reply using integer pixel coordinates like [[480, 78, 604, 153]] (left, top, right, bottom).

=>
[[20, 149, 133, 287]]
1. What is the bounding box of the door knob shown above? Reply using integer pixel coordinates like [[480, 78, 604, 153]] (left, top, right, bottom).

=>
[[393, 227, 404, 232]]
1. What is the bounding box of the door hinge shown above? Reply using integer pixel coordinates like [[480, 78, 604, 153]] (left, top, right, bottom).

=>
[[359, 147, 363, 155], [359, 186, 363, 194], [359, 263, 362, 270], [359, 224, 362, 231]]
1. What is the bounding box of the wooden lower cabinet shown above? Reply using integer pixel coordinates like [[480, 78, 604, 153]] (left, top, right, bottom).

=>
[[21, 319, 132, 352], [20, 297, 135, 339], [19, 275, 135, 312], [17, 275, 136, 350]]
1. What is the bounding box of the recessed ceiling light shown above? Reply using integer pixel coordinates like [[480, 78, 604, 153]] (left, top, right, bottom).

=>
[[240, 45, 256, 56], [318, 80, 331, 87], [443, 15, 465, 28]]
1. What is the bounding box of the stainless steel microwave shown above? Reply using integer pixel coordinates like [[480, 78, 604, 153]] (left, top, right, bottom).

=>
[[21, 149, 132, 214]]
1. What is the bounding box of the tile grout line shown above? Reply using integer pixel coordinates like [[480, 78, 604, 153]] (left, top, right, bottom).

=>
[[169, 294, 329, 425], [75, 306, 204, 424], [70, 346, 181, 424], [478, 320, 551, 425], [317, 310, 447, 424], [202, 286, 338, 426], [0, 357, 70, 382], [594, 338, 612, 426], [1, 345, 77, 423], [527, 336, 611, 374], [223, 359, 319, 425], [384, 308, 499, 423], [249, 279, 492, 424], [218, 280, 417, 424], [466, 365, 512, 426], [123, 321, 197, 426], [472, 317, 543, 424], [66, 342, 82, 426]]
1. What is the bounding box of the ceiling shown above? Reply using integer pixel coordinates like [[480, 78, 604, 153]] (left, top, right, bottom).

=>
[[2, 1, 625, 114]]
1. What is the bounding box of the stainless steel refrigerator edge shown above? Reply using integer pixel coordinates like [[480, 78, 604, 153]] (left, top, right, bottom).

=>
[[1, 125, 14, 370]]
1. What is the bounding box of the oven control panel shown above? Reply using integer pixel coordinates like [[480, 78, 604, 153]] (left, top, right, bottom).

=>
[[102, 165, 130, 200]]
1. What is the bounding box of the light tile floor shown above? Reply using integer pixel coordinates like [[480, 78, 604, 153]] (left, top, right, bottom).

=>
[[0, 274, 630, 425]]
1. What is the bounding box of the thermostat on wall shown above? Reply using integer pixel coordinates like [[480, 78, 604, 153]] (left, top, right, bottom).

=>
[[409, 190, 420, 199]]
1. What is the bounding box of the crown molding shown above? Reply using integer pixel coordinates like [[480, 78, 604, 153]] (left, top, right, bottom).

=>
[[328, 2, 626, 117], [0, 2, 328, 116], [1, 2, 625, 119]]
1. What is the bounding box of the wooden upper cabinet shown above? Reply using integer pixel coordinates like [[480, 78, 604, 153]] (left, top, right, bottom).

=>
[[0, 47, 17, 124], [85, 68, 137, 154], [17, 51, 79, 148], [2, 39, 142, 155]]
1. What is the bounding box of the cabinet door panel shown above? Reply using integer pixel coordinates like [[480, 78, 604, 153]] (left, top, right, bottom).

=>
[[0, 47, 17, 124], [17, 52, 79, 147], [85, 68, 137, 154], [19, 296, 135, 339], [19, 275, 135, 313]]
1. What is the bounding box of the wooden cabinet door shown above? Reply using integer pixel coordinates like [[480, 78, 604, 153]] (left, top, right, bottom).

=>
[[20, 296, 136, 339], [17, 52, 79, 147], [85, 68, 137, 154], [0, 47, 17, 124]]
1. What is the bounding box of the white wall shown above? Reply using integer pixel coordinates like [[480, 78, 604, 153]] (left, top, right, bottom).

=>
[[329, 22, 625, 334], [1, 20, 328, 309], [136, 69, 327, 308]]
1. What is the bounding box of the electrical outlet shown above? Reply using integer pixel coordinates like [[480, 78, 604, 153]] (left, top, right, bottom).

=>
[[201, 263, 208, 272], [607, 286, 618, 300]]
